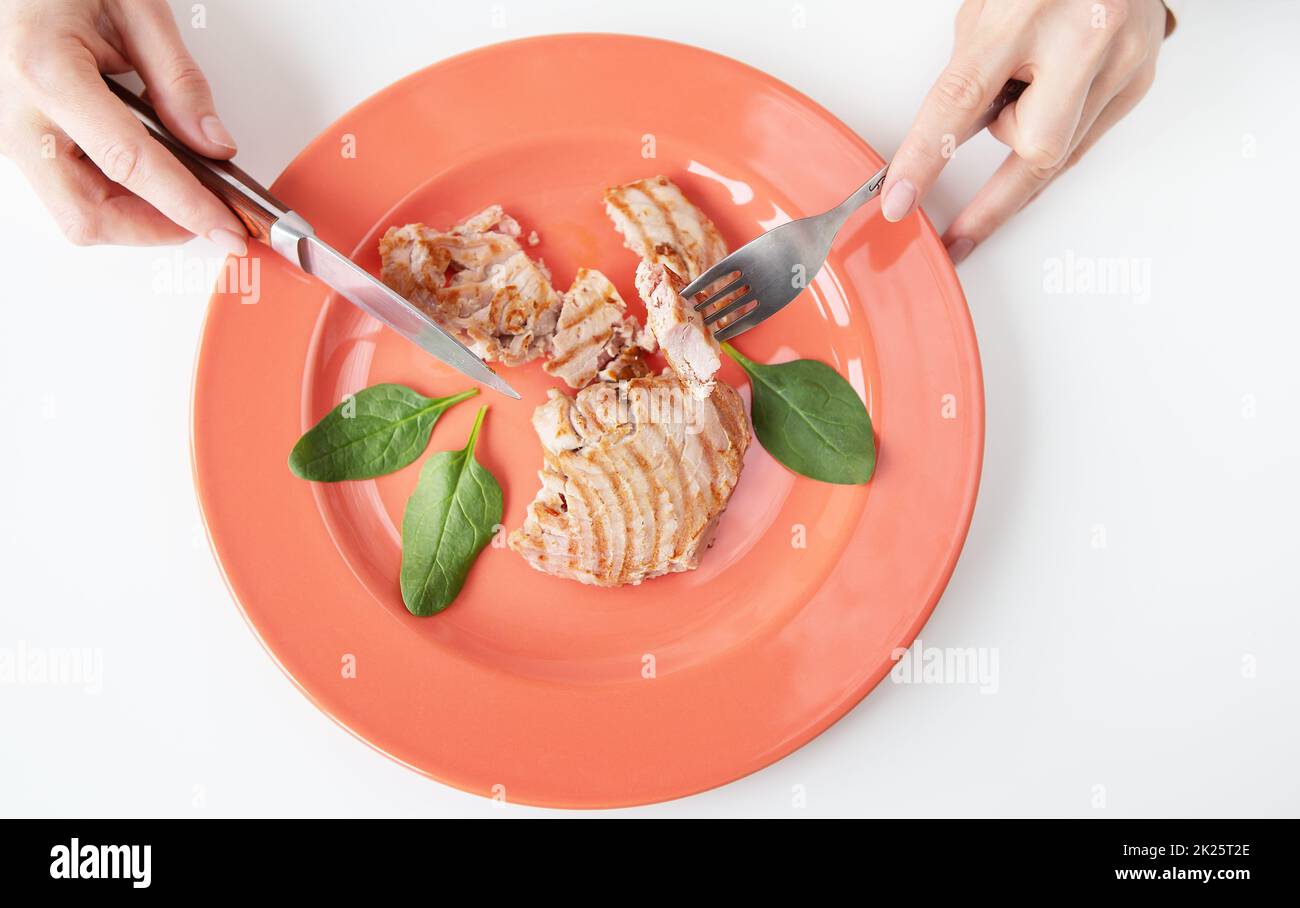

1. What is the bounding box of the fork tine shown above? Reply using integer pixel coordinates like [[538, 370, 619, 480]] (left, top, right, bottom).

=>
[[693, 276, 747, 312], [702, 291, 757, 326], [682, 256, 743, 300], [712, 305, 770, 342]]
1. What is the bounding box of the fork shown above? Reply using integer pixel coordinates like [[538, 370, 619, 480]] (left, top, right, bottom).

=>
[[688, 79, 1028, 341]]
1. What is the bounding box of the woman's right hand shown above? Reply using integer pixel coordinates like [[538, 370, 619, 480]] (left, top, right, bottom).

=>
[[879, 0, 1170, 264], [0, 0, 247, 252]]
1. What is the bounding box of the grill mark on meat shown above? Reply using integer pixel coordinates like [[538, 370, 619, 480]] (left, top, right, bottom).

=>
[[563, 487, 579, 566], [565, 465, 605, 578], [488, 285, 507, 332], [696, 423, 721, 510], [604, 194, 639, 237], [615, 440, 655, 584], [546, 344, 584, 370], [646, 185, 690, 276], [558, 294, 606, 330], [662, 428, 688, 561], [546, 295, 607, 369], [626, 445, 661, 571], [596, 448, 634, 584]]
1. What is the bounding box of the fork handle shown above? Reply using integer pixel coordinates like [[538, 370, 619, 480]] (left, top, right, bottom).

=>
[[834, 78, 1029, 219]]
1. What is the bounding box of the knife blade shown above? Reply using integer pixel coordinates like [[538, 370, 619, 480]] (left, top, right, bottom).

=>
[[104, 78, 519, 399]]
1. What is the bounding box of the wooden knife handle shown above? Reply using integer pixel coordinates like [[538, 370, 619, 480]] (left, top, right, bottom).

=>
[[104, 78, 289, 244]]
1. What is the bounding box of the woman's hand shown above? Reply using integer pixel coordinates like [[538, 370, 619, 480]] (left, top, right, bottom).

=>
[[879, 0, 1170, 263], [0, 0, 246, 252]]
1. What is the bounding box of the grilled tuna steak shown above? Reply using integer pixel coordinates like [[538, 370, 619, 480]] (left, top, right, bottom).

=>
[[544, 268, 654, 389], [508, 373, 750, 586], [379, 206, 560, 365], [604, 176, 727, 282]]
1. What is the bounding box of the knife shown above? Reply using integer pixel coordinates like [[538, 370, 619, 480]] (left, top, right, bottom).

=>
[[105, 78, 520, 400]]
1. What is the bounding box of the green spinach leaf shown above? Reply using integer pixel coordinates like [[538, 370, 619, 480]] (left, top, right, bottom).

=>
[[288, 384, 477, 481], [722, 343, 875, 485], [400, 406, 503, 616]]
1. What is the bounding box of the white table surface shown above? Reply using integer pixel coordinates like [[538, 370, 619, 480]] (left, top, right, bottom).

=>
[[2, 0, 1296, 818]]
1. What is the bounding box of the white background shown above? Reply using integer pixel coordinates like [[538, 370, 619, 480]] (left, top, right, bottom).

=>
[[2, 0, 1297, 818]]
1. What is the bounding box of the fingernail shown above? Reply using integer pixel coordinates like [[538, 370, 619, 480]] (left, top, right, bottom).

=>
[[946, 237, 974, 265], [209, 227, 247, 257], [200, 115, 237, 151], [881, 179, 917, 222]]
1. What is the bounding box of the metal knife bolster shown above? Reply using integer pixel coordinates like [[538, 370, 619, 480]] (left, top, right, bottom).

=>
[[269, 211, 317, 269]]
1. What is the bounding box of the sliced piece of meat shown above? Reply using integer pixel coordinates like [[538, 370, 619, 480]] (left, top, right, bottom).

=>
[[543, 268, 655, 389], [379, 206, 561, 365], [634, 261, 722, 400], [603, 175, 727, 282], [508, 372, 750, 587]]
